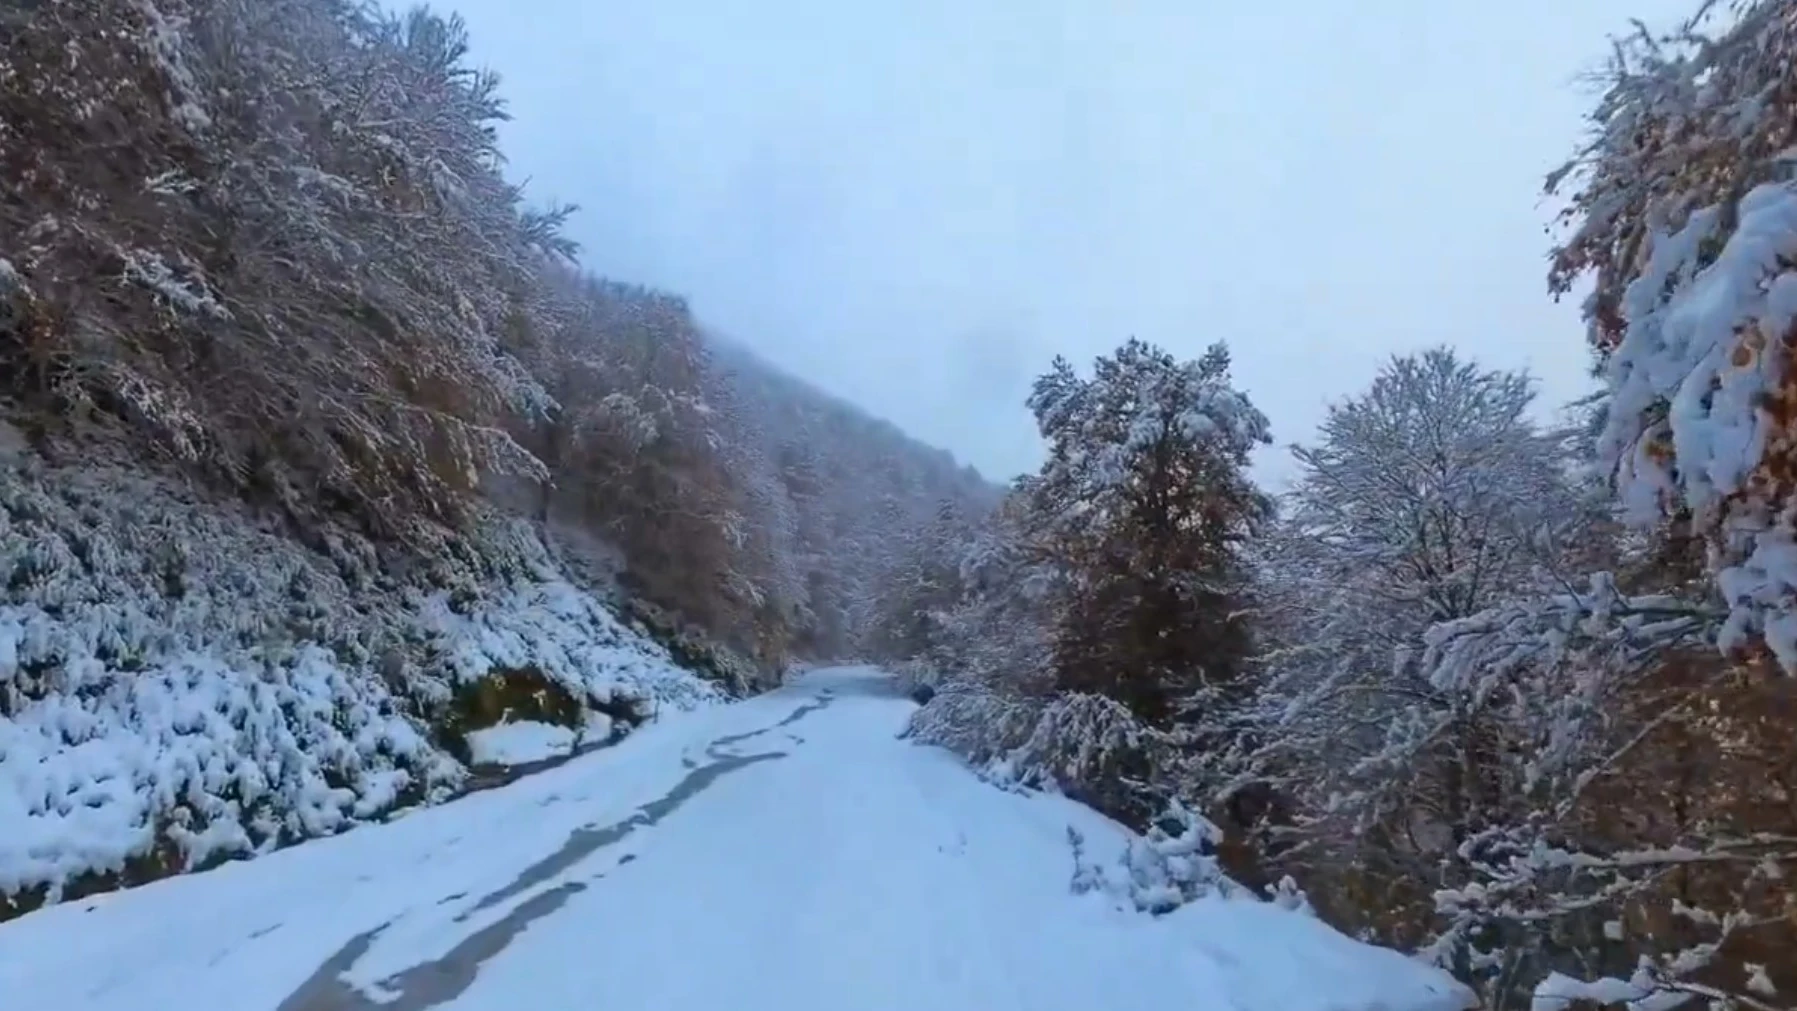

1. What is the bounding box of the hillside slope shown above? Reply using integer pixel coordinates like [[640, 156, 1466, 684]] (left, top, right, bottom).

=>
[[0, 442, 721, 919]]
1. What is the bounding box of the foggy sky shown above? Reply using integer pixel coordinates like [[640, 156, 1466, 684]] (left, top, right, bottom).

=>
[[444, 0, 1697, 487]]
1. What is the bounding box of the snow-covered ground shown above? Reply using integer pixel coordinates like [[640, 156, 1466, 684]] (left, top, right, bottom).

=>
[[465, 721, 579, 766], [0, 667, 1474, 1011]]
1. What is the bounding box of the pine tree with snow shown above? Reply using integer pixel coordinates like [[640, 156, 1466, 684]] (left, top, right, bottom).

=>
[[1023, 339, 1271, 730]]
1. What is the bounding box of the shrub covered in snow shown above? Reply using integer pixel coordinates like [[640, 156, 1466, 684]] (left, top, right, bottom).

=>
[[1065, 800, 1306, 917], [1116, 801, 1247, 913], [909, 677, 1168, 820], [0, 454, 718, 915]]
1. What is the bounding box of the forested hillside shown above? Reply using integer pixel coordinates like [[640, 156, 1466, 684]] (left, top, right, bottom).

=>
[[881, 2, 1797, 1008], [0, 0, 991, 918]]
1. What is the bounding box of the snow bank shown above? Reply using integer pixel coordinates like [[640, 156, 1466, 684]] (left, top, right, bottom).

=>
[[0, 457, 719, 910], [1531, 970, 1694, 1011], [1047, 788, 1474, 1011], [911, 681, 1475, 1011], [1160, 898, 1474, 1011], [411, 574, 720, 716], [466, 721, 577, 766]]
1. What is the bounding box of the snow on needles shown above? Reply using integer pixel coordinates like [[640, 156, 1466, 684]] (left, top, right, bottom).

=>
[[0, 457, 718, 905]]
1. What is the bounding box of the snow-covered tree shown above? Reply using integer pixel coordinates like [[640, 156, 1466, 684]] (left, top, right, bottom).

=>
[[1413, 559, 1797, 1008], [1208, 350, 1587, 949], [0, 0, 572, 540], [1265, 353, 1581, 787], [1286, 348, 1579, 630], [904, 339, 1271, 827], [1548, 0, 1797, 673], [1410, 4, 1797, 1003], [1024, 339, 1271, 728], [866, 498, 980, 663]]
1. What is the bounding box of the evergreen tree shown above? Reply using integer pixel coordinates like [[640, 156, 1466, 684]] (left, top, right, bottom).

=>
[[1023, 339, 1270, 727]]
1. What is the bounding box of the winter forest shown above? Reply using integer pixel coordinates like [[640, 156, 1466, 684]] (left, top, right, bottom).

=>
[[4, 0, 1797, 1009], [0, 0, 993, 917], [876, 2, 1797, 1004]]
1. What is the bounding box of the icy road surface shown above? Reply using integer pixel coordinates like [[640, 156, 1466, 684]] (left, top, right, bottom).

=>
[[0, 667, 1472, 1011]]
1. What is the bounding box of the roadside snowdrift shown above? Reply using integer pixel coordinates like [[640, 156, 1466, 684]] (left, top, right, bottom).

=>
[[0, 453, 719, 915]]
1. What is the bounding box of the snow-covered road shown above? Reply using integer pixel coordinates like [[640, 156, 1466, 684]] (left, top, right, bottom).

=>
[[0, 667, 1472, 1011]]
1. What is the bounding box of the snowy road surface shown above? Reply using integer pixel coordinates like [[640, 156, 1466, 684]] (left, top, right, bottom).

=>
[[0, 667, 1471, 1011]]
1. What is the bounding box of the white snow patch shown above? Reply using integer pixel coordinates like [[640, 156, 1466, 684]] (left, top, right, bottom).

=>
[[1533, 969, 1692, 1011], [1163, 898, 1469, 1011], [466, 721, 576, 766], [119, 248, 231, 319], [580, 709, 615, 745]]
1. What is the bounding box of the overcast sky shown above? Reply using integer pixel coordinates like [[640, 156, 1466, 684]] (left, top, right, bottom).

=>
[[444, 0, 1695, 487]]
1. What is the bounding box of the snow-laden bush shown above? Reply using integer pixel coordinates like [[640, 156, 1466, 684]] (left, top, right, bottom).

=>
[[902, 679, 1040, 768], [617, 596, 771, 698], [1066, 800, 1306, 916], [887, 658, 936, 699], [1118, 801, 1246, 913], [1003, 692, 1158, 797], [0, 454, 718, 911], [908, 675, 1166, 822]]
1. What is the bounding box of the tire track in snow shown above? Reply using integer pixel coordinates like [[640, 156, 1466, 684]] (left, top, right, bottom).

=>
[[276, 690, 839, 1011]]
